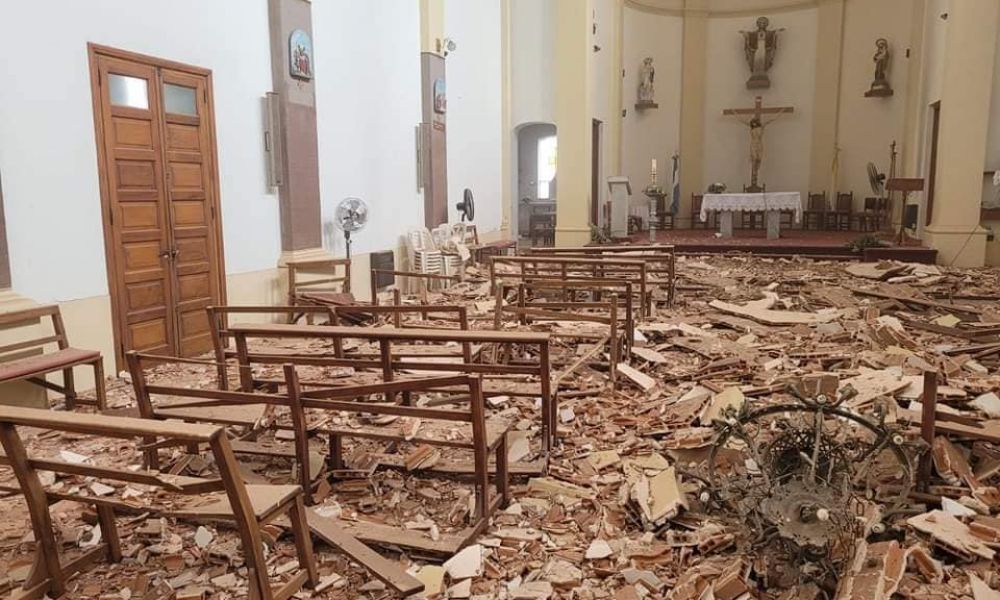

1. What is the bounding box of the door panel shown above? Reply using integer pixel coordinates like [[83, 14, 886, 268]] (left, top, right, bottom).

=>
[[161, 69, 222, 357], [96, 56, 175, 357], [92, 49, 225, 364]]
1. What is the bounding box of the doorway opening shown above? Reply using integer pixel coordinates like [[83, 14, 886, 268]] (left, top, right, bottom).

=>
[[88, 44, 226, 369], [515, 123, 557, 247], [591, 119, 603, 228]]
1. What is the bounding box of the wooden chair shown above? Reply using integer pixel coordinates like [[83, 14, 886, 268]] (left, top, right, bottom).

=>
[[529, 213, 556, 246], [285, 258, 353, 323], [0, 405, 318, 600], [0, 305, 106, 411], [691, 194, 711, 229], [826, 192, 854, 230], [854, 197, 881, 232], [803, 192, 827, 230]]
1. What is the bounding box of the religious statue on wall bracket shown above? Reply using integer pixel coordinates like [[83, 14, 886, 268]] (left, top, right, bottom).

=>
[[740, 17, 783, 89], [636, 57, 657, 110], [865, 38, 894, 97]]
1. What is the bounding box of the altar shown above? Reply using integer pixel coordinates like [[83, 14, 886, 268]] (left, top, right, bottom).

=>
[[700, 191, 802, 239]]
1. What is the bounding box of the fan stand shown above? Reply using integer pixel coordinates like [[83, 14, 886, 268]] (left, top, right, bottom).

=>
[[344, 230, 353, 260]]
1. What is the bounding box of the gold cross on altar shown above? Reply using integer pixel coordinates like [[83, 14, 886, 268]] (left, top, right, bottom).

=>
[[723, 96, 794, 189]]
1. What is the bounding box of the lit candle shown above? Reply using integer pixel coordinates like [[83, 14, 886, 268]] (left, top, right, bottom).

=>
[[651, 159, 658, 183]]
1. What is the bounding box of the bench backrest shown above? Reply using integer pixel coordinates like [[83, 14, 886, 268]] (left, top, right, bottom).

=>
[[0, 304, 69, 360], [287, 257, 352, 298], [226, 323, 556, 449]]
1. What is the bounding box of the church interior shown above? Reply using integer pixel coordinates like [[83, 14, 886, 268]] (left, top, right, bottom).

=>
[[1, 0, 1000, 598]]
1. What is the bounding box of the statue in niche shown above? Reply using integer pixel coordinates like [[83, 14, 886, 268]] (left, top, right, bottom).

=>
[[865, 38, 894, 97], [636, 57, 657, 109], [740, 17, 783, 89]]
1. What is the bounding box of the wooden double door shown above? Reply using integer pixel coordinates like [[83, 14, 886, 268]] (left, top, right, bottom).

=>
[[89, 46, 225, 366]]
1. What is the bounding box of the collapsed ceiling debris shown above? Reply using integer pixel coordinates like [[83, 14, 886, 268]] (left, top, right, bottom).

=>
[[0, 254, 998, 599]]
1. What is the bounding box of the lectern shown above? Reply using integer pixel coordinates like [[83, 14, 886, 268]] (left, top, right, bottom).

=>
[[606, 176, 632, 238]]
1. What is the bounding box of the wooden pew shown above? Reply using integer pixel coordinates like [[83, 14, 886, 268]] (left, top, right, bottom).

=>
[[303, 373, 510, 544], [0, 405, 318, 600], [206, 304, 471, 390], [489, 255, 652, 316], [494, 281, 634, 392], [526, 244, 676, 305], [285, 258, 353, 322], [225, 324, 558, 455], [0, 305, 107, 411]]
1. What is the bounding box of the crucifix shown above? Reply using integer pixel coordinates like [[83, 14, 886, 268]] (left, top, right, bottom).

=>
[[723, 96, 794, 191]]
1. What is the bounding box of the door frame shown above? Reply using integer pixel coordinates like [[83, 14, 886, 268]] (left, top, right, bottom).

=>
[[87, 43, 227, 370]]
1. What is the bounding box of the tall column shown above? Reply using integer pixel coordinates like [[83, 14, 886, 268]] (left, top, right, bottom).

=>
[[268, 0, 324, 261], [608, 0, 625, 176], [923, 0, 998, 267], [677, 3, 708, 228], [808, 0, 845, 197], [420, 0, 448, 228], [554, 0, 594, 246]]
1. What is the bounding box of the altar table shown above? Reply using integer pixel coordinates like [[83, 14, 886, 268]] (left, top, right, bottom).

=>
[[700, 192, 802, 239]]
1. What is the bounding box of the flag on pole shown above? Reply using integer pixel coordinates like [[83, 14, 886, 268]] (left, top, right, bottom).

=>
[[670, 153, 680, 215]]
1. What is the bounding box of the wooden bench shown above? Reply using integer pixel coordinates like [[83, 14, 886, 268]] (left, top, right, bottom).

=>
[[128, 353, 509, 557], [526, 244, 676, 305], [305, 373, 510, 547], [495, 281, 633, 390], [285, 257, 353, 322], [225, 324, 558, 455], [0, 405, 317, 600], [0, 305, 106, 411], [207, 304, 473, 390], [489, 255, 652, 317]]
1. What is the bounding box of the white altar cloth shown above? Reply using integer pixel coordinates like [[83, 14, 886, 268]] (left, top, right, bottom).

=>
[[700, 192, 803, 223]]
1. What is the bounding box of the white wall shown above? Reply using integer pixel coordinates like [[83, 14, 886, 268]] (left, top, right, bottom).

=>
[[510, 0, 556, 127], [445, 0, 503, 232], [621, 7, 683, 215], [702, 9, 818, 194], [313, 0, 423, 256], [0, 0, 277, 302]]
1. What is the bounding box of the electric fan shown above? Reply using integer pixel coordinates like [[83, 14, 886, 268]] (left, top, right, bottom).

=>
[[867, 162, 886, 197], [456, 188, 475, 222], [334, 197, 369, 259]]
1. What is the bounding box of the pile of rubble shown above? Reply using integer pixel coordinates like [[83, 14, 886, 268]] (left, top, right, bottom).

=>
[[1, 255, 999, 599]]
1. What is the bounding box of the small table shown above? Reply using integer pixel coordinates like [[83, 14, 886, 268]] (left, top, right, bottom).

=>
[[701, 192, 802, 239]]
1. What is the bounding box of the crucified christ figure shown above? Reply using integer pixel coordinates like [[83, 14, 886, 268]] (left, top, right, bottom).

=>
[[722, 96, 794, 189]]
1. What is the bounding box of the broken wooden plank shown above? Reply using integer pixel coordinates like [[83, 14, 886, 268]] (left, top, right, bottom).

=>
[[306, 509, 425, 597]]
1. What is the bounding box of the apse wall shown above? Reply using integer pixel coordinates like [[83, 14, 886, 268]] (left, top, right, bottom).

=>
[[701, 8, 818, 195], [620, 6, 683, 215], [314, 0, 423, 256]]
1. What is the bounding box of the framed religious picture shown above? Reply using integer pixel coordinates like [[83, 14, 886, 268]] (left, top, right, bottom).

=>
[[289, 29, 313, 80], [433, 78, 447, 114]]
